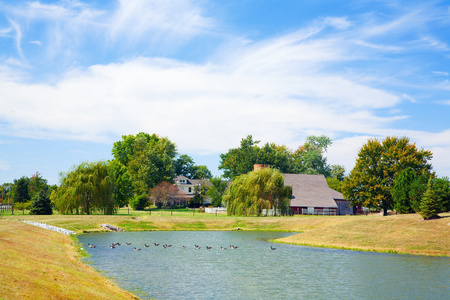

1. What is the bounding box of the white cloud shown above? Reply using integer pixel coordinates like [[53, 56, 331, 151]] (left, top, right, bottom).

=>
[[322, 17, 351, 30], [0, 159, 9, 171]]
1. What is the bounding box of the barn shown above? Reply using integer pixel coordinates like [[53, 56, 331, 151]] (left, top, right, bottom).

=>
[[284, 174, 353, 215]]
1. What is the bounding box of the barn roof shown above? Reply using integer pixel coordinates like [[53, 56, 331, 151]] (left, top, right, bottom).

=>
[[283, 174, 344, 208]]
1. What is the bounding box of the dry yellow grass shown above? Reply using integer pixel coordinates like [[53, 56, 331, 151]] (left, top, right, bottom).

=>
[[278, 213, 450, 256], [0, 219, 139, 300]]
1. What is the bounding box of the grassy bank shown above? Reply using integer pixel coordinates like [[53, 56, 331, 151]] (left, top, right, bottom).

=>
[[0, 219, 138, 300], [1, 211, 448, 299], [277, 212, 450, 256]]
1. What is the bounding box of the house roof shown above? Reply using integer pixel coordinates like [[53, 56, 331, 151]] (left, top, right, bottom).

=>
[[283, 174, 344, 208], [174, 176, 211, 187]]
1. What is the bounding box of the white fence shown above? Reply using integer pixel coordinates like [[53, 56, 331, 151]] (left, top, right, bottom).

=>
[[261, 209, 282, 216], [204, 207, 227, 214], [301, 208, 337, 215]]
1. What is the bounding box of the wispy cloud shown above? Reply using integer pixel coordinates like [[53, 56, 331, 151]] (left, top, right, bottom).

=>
[[7, 19, 23, 58], [420, 35, 449, 51], [0, 0, 213, 61], [433, 71, 449, 76], [108, 0, 213, 43]]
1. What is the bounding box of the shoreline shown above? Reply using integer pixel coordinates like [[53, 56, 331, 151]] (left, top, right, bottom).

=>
[[10, 212, 450, 257]]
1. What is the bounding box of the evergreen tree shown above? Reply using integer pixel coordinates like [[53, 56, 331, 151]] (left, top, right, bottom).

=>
[[433, 177, 450, 212], [30, 190, 53, 215], [419, 179, 442, 220]]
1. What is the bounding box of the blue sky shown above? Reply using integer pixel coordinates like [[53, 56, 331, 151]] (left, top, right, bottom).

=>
[[1, 0, 449, 185]]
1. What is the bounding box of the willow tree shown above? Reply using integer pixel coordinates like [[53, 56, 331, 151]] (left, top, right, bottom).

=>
[[55, 161, 116, 215], [223, 167, 292, 216], [342, 136, 433, 216]]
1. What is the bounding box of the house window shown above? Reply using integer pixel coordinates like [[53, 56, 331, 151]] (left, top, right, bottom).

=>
[[188, 187, 192, 193]]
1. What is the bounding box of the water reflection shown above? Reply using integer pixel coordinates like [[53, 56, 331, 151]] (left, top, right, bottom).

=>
[[79, 231, 450, 300]]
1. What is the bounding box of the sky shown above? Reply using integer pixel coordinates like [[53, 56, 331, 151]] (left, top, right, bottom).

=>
[[0, 0, 449, 185]]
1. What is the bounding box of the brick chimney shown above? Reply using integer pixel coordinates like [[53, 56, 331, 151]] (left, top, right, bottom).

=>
[[254, 164, 270, 171]]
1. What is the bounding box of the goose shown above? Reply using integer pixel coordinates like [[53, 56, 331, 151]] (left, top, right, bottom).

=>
[[133, 247, 141, 251], [154, 243, 159, 246], [206, 246, 212, 250], [270, 246, 276, 250], [182, 246, 186, 249], [220, 247, 227, 250], [144, 243, 150, 247], [125, 242, 131, 245]]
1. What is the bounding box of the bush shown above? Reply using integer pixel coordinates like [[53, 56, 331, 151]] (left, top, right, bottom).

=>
[[14, 201, 31, 211], [130, 194, 148, 210], [420, 179, 442, 220], [30, 190, 53, 215]]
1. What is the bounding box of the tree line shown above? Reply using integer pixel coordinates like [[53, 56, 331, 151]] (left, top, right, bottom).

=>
[[2, 133, 449, 219]]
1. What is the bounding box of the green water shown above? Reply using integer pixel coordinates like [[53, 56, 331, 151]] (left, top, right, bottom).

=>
[[79, 231, 450, 300]]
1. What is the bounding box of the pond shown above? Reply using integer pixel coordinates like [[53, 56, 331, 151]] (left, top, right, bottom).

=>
[[78, 231, 450, 300]]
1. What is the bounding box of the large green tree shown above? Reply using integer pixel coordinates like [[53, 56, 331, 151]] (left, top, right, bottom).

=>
[[223, 167, 292, 216], [12, 176, 30, 203], [219, 135, 261, 179], [29, 171, 49, 199], [218, 135, 294, 179], [292, 135, 332, 176], [108, 160, 133, 207], [55, 161, 116, 215], [391, 168, 420, 213], [111, 133, 177, 195], [219, 135, 333, 180], [342, 136, 433, 216], [174, 154, 197, 178], [207, 176, 228, 207], [174, 154, 212, 179]]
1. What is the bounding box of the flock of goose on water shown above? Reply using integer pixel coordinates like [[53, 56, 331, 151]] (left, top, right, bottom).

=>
[[87, 242, 276, 251]]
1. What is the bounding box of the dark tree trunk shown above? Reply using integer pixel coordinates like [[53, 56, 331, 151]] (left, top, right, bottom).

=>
[[382, 200, 388, 216]]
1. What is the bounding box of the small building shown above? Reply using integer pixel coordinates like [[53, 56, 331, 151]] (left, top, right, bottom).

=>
[[284, 174, 352, 215]]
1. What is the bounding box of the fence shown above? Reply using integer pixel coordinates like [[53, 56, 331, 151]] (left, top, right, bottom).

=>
[[204, 207, 227, 215], [0, 204, 13, 214], [301, 208, 337, 216]]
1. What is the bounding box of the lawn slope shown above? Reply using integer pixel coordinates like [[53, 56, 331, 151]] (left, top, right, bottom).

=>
[[0, 219, 138, 300]]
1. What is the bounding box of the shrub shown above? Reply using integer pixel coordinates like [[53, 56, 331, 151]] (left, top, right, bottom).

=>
[[130, 194, 148, 210], [420, 179, 442, 220], [30, 190, 53, 215]]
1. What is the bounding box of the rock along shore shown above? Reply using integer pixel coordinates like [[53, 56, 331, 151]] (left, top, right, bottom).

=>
[[21, 220, 76, 235]]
